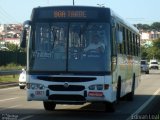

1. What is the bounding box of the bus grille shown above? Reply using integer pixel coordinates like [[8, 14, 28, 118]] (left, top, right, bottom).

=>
[[48, 85, 85, 91], [48, 94, 86, 102], [37, 76, 96, 82]]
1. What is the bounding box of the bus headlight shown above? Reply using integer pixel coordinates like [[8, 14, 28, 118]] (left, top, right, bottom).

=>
[[88, 84, 103, 90], [97, 84, 103, 90], [27, 83, 45, 90], [88, 85, 96, 90]]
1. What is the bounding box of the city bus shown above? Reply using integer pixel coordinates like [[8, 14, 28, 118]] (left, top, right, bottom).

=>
[[20, 6, 141, 112]]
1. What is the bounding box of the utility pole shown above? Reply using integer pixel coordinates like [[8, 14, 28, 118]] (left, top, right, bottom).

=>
[[73, 0, 75, 6]]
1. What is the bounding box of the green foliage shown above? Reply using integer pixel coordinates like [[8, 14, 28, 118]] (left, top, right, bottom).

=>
[[151, 22, 160, 31], [152, 39, 160, 60], [141, 46, 148, 59], [0, 75, 19, 82], [141, 38, 160, 60], [135, 22, 160, 31], [0, 63, 24, 70], [5, 43, 25, 52], [153, 39, 160, 48]]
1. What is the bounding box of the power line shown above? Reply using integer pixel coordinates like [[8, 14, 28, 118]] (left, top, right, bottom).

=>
[[0, 5, 18, 24], [0, 10, 15, 23], [126, 17, 160, 24]]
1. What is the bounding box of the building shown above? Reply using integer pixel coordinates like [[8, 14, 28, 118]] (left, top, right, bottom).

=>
[[0, 24, 22, 46], [0, 24, 4, 33], [141, 31, 160, 45]]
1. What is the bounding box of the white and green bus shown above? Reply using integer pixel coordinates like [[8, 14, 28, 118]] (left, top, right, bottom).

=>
[[21, 6, 141, 112]]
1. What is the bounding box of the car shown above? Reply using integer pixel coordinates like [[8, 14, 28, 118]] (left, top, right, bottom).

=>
[[149, 59, 159, 70], [19, 69, 26, 89], [141, 60, 149, 74]]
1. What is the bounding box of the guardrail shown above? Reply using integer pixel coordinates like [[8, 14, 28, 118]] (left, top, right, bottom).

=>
[[0, 82, 18, 88], [0, 70, 21, 75], [0, 70, 21, 88]]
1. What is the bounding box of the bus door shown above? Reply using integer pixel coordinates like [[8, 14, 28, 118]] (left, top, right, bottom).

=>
[[111, 19, 118, 84]]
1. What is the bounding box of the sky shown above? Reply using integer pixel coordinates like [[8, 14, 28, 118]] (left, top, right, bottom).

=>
[[0, 0, 160, 24]]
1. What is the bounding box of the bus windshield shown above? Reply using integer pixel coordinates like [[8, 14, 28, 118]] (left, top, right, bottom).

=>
[[29, 22, 111, 73]]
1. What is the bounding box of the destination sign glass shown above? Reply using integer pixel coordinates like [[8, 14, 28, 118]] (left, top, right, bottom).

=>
[[53, 10, 87, 18], [37, 9, 99, 20]]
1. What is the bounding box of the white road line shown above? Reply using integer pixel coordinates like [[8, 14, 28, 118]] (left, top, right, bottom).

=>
[[126, 88, 160, 120], [0, 104, 21, 111], [0, 97, 19, 102], [19, 115, 34, 120]]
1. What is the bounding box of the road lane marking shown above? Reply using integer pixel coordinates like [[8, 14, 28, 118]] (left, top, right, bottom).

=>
[[0, 97, 19, 102], [126, 88, 160, 120], [19, 115, 34, 120], [0, 104, 21, 111]]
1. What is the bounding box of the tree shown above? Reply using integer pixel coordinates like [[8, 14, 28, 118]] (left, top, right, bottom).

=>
[[151, 22, 160, 31], [135, 23, 143, 30], [152, 38, 160, 59], [5, 43, 24, 52], [134, 22, 160, 31], [141, 46, 148, 59], [141, 24, 150, 31], [141, 38, 160, 60]]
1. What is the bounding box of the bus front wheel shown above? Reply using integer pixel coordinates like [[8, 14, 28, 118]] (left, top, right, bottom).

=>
[[116, 78, 121, 103], [43, 101, 56, 111]]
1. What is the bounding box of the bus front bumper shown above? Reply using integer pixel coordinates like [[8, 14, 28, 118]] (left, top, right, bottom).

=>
[[27, 89, 110, 103]]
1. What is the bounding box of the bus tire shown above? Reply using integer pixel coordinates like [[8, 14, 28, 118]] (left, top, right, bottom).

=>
[[43, 101, 56, 111], [104, 102, 115, 112], [116, 77, 121, 103], [20, 86, 25, 89], [145, 71, 149, 74], [126, 75, 135, 101]]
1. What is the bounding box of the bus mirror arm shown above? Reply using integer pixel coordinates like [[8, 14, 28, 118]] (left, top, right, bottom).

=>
[[23, 20, 31, 28], [20, 29, 27, 48], [20, 20, 31, 48]]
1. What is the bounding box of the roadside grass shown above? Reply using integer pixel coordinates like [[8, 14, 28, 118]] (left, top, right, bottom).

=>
[[0, 63, 25, 70], [0, 63, 23, 83], [0, 75, 19, 83]]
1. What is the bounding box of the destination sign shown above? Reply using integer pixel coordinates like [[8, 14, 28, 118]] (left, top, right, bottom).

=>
[[53, 10, 87, 18], [34, 7, 110, 21]]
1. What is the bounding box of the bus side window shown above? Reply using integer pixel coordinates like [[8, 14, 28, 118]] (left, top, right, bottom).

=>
[[135, 35, 140, 56], [111, 22, 118, 72], [117, 25, 123, 54], [133, 33, 136, 56], [137, 36, 140, 56], [130, 32, 133, 55], [123, 27, 126, 55], [112, 25, 117, 56], [126, 29, 130, 55]]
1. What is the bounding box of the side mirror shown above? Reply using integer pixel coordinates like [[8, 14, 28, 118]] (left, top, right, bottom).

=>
[[20, 29, 27, 48], [116, 30, 123, 44], [20, 20, 31, 48]]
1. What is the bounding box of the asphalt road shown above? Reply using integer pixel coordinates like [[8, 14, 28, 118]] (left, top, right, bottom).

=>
[[0, 70, 160, 120]]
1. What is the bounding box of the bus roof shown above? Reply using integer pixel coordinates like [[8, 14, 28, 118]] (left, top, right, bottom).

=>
[[31, 6, 139, 33], [31, 6, 111, 21], [33, 5, 107, 10], [110, 10, 139, 34]]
